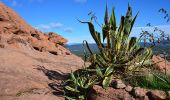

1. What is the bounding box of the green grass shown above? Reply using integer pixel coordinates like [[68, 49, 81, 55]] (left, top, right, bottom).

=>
[[125, 72, 170, 90]]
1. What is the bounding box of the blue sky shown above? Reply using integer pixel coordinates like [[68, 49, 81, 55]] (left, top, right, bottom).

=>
[[1, 0, 170, 43]]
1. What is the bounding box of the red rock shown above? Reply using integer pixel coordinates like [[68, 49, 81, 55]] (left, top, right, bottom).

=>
[[0, 2, 83, 100], [146, 90, 166, 100], [47, 32, 67, 45], [0, 2, 69, 55], [125, 85, 133, 93], [87, 85, 134, 100], [152, 55, 170, 74], [0, 43, 5, 48], [0, 47, 84, 100], [131, 87, 148, 99]]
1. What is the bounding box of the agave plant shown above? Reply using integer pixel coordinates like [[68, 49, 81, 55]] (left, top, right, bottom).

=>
[[64, 70, 98, 100], [79, 3, 153, 87], [64, 3, 154, 100]]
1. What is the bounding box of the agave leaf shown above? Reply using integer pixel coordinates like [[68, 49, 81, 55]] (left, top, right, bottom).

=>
[[116, 16, 125, 53], [122, 47, 144, 64], [96, 54, 108, 67], [96, 65, 103, 77], [78, 20, 103, 48], [144, 47, 153, 60], [89, 54, 97, 65], [83, 40, 93, 54], [82, 41, 89, 62], [104, 3, 109, 25], [126, 3, 132, 19], [96, 31, 103, 48], [65, 86, 80, 93], [110, 31, 116, 54], [118, 16, 125, 33], [128, 37, 137, 51], [102, 25, 107, 42], [70, 72, 76, 82], [124, 4, 132, 36], [78, 95, 85, 100], [85, 79, 97, 88], [102, 75, 113, 88], [131, 48, 144, 60], [104, 66, 113, 76], [88, 22, 98, 43], [78, 78, 84, 88], [100, 48, 111, 62], [65, 96, 76, 100], [136, 59, 151, 67], [129, 12, 139, 34], [110, 6, 117, 31]]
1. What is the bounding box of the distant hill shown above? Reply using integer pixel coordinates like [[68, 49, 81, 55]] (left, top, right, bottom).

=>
[[65, 41, 170, 61]]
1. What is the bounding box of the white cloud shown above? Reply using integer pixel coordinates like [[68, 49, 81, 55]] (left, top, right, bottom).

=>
[[35, 22, 63, 31], [74, 0, 87, 3], [35, 23, 74, 33], [64, 27, 73, 33], [35, 24, 50, 30], [49, 23, 63, 29]]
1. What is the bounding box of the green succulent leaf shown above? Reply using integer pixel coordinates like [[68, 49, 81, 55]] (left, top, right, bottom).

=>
[[129, 12, 138, 34], [78, 95, 85, 100], [110, 6, 117, 31], [104, 66, 113, 76], [128, 37, 137, 51], [104, 3, 109, 25], [65, 86, 80, 93], [96, 65, 103, 77], [83, 40, 93, 54], [70, 72, 76, 82], [102, 75, 113, 88], [65, 96, 76, 100]]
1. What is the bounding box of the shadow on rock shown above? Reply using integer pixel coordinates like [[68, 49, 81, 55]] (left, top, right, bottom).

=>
[[35, 65, 68, 80], [48, 82, 65, 96], [35, 65, 68, 97]]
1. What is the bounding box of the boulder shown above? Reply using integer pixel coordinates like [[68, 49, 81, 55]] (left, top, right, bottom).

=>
[[87, 85, 134, 100], [48, 32, 67, 45], [146, 90, 166, 100], [131, 87, 148, 99], [125, 85, 133, 93]]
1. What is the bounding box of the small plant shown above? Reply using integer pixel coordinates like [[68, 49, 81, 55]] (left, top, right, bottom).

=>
[[64, 69, 98, 100]]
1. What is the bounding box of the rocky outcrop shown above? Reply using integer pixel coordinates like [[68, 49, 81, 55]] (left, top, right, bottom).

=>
[[0, 2, 69, 55], [0, 2, 84, 100], [88, 79, 168, 100], [0, 48, 84, 100], [87, 85, 134, 100], [152, 55, 170, 74]]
